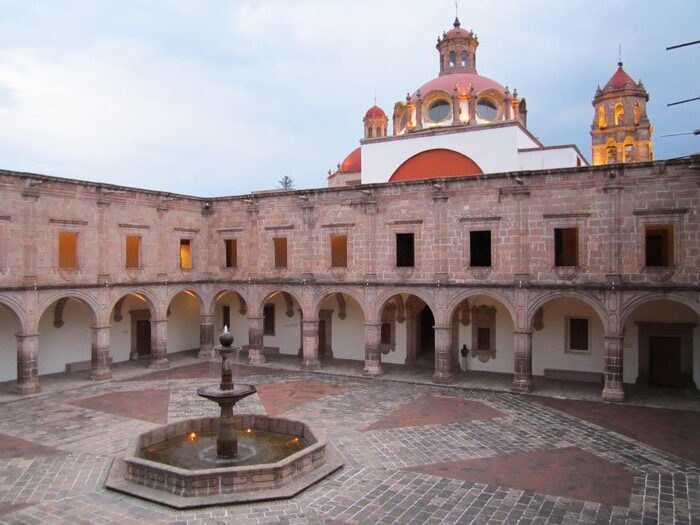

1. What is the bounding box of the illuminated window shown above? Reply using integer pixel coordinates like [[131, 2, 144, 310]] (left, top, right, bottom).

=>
[[263, 304, 275, 335], [58, 231, 78, 269], [224, 239, 237, 268], [645, 225, 674, 267], [597, 106, 607, 128], [554, 228, 578, 267], [396, 233, 415, 267], [606, 144, 618, 164], [633, 102, 641, 124], [273, 237, 287, 268], [470, 230, 491, 267], [125, 235, 140, 268], [330, 235, 347, 268], [624, 142, 634, 162], [179, 239, 192, 269], [614, 103, 624, 125], [566, 317, 589, 353]]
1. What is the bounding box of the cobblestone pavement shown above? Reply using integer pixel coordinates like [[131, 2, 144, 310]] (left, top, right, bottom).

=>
[[0, 362, 697, 524]]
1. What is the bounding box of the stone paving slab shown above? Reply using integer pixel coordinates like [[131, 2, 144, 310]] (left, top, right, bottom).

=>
[[67, 388, 171, 424]]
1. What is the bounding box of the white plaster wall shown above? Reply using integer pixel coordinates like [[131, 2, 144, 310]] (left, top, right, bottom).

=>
[[623, 300, 700, 386], [456, 296, 514, 373], [0, 306, 18, 382], [531, 298, 605, 376], [319, 297, 364, 361], [263, 294, 301, 356], [38, 299, 92, 375], [109, 295, 150, 363], [387, 319, 408, 365], [518, 147, 582, 171], [213, 293, 249, 348], [167, 293, 200, 353]]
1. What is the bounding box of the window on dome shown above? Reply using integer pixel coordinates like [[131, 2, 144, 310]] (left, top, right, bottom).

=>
[[449, 51, 456, 67], [428, 100, 450, 122], [461, 51, 468, 67], [476, 98, 499, 121]]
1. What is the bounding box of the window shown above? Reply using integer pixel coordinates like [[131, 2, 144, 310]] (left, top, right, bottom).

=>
[[607, 144, 617, 163], [614, 103, 624, 126], [633, 102, 641, 125], [125, 235, 140, 269], [330, 235, 348, 268], [263, 304, 275, 335], [624, 142, 634, 162], [566, 317, 589, 353], [58, 231, 78, 269], [222, 305, 230, 330], [367, 127, 373, 138], [470, 230, 492, 267], [554, 227, 578, 267], [179, 239, 192, 269], [476, 98, 498, 120], [597, 106, 606, 128], [427, 99, 450, 122], [224, 239, 237, 268], [645, 225, 674, 267], [396, 233, 415, 267], [273, 237, 287, 268], [477, 327, 491, 351], [461, 51, 468, 67], [449, 51, 456, 67]]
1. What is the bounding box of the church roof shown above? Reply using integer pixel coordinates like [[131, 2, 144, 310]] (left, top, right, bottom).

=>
[[339, 147, 361, 173], [411, 72, 505, 101], [602, 62, 644, 92], [364, 105, 386, 119]]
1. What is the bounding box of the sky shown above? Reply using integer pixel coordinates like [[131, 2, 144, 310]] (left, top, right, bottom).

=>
[[0, 1, 697, 197]]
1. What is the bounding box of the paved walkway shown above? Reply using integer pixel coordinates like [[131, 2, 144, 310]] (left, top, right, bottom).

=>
[[0, 354, 697, 523]]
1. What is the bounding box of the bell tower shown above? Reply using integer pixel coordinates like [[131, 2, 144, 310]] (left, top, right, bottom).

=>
[[363, 105, 388, 139], [591, 62, 653, 166], [436, 17, 479, 76]]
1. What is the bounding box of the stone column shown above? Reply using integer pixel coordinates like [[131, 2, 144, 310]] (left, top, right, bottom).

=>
[[602, 335, 625, 401], [16, 333, 40, 395], [90, 325, 112, 380], [301, 319, 321, 370], [247, 316, 265, 365], [433, 326, 453, 384], [149, 318, 169, 369], [512, 330, 533, 393], [198, 314, 215, 359], [364, 322, 383, 376]]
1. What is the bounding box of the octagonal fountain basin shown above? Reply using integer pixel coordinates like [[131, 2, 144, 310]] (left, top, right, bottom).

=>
[[105, 415, 343, 509]]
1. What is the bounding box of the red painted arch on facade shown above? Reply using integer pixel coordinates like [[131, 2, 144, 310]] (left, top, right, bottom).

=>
[[389, 149, 483, 182]]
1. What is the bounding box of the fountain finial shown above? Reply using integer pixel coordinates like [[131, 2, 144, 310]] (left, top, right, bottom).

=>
[[219, 325, 233, 348]]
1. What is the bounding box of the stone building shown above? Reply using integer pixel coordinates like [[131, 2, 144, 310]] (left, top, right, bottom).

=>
[[0, 18, 697, 401]]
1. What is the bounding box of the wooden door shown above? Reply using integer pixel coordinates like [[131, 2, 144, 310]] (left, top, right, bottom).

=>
[[136, 319, 152, 357], [649, 336, 683, 387]]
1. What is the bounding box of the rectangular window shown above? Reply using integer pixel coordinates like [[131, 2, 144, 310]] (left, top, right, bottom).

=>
[[263, 303, 275, 335], [477, 327, 491, 351], [470, 230, 492, 267], [330, 235, 348, 268], [554, 227, 578, 267], [567, 317, 589, 352], [273, 237, 287, 268], [125, 235, 141, 269], [58, 231, 78, 269], [222, 305, 230, 330], [224, 239, 237, 268], [396, 233, 415, 267], [645, 225, 674, 267], [180, 239, 192, 269]]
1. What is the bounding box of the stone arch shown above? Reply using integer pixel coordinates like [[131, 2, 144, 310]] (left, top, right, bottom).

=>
[[37, 290, 99, 330], [208, 285, 249, 317], [446, 289, 516, 327], [527, 291, 608, 334], [258, 286, 305, 319], [0, 296, 23, 384], [311, 287, 366, 320], [166, 286, 205, 315], [621, 292, 700, 328], [313, 290, 367, 362], [108, 288, 158, 319], [374, 288, 436, 324], [0, 294, 26, 334]]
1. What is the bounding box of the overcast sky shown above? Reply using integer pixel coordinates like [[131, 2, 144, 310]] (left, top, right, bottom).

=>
[[0, 1, 697, 197]]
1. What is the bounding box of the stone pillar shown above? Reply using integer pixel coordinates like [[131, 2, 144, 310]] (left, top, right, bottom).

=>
[[149, 318, 169, 369], [364, 322, 383, 376], [90, 325, 112, 380], [512, 330, 533, 393], [247, 316, 265, 365], [16, 333, 40, 395], [301, 320, 321, 371], [602, 335, 625, 401], [433, 326, 453, 384], [198, 314, 215, 359]]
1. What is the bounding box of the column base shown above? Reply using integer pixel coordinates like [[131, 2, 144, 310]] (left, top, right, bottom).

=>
[[432, 371, 454, 384], [602, 387, 625, 402], [301, 359, 321, 371], [149, 357, 170, 370], [198, 348, 214, 360], [363, 364, 383, 376], [16, 381, 40, 396], [90, 369, 112, 381], [511, 378, 533, 393], [248, 349, 266, 366]]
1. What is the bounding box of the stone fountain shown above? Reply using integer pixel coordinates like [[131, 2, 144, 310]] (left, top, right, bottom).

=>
[[105, 328, 342, 509]]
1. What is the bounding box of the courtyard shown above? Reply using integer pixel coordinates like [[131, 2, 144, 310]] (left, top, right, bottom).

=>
[[0, 353, 697, 524]]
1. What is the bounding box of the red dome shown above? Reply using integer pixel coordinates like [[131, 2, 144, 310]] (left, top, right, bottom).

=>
[[603, 63, 641, 91], [340, 147, 361, 173], [364, 105, 386, 119], [411, 72, 505, 101]]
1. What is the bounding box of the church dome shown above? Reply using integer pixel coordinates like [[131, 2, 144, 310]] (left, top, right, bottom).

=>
[[411, 72, 505, 101], [339, 147, 361, 173], [364, 105, 386, 119]]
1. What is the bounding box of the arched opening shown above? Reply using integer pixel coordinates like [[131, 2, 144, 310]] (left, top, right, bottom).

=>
[[261, 291, 302, 360], [614, 103, 625, 126], [450, 295, 515, 375], [212, 290, 249, 349], [38, 297, 96, 376], [389, 149, 483, 182], [315, 292, 365, 363], [378, 293, 435, 368], [531, 297, 606, 383], [633, 102, 641, 125], [597, 105, 606, 128], [417, 306, 435, 363], [109, 292, 154, 364], [166, 290, 201, 357], [0, 303, 20, 382], [623, 299, 699, 389]]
